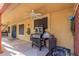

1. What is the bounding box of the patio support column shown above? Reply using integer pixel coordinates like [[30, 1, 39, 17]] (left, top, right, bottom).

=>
[[0, 13, 3, 53], [74, 4, 79, 56]]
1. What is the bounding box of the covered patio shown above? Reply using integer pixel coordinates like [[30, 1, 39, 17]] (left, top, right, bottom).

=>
[[0, 3, 77, 56]]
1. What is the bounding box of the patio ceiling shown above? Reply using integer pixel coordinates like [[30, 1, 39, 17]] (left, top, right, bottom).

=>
[[0, 4, 10, 14], [2, 3, 75, 24]]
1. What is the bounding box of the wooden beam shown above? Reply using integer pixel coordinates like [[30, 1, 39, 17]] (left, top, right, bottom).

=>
[[0, 3, 11, 14]]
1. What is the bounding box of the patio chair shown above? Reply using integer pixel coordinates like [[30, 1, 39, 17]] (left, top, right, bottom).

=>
[[46, 46, 71, 56], [30, 33, 44, 51]]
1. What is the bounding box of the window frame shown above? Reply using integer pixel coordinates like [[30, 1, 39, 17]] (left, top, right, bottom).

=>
[[19, 24, 24, 35]]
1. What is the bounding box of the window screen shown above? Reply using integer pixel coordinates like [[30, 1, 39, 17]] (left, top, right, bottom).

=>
[[19, 24, 24, 35]]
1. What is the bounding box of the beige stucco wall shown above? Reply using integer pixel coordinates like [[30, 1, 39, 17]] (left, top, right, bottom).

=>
[[47, 8, 74, 53], [7, 18, 33, 42]]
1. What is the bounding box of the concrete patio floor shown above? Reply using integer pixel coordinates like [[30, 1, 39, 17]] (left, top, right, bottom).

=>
[[0, 37, 49, 56]]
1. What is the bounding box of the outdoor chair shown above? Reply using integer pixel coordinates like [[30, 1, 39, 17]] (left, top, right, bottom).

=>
[[46, 46, 71, 56], [30, 33, 44, 51]]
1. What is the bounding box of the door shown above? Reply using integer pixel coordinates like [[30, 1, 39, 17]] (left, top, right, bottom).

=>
[[12, 25, 17, 38]]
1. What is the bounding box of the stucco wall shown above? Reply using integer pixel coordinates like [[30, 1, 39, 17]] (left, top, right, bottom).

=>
[[8, 18, 33, 41], [47, 8, 74, 53]]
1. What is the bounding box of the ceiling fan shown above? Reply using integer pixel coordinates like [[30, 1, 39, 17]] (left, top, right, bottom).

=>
[[20, 10, 43, 20], [30, 10, 42, 19]]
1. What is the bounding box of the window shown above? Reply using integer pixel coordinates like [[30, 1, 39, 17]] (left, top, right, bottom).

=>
[[8, 27, 10, 33], [19, 24, 24, 35], [34, 17, 48, 29]]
